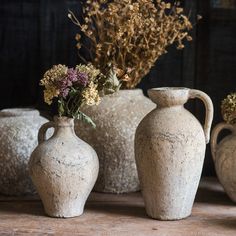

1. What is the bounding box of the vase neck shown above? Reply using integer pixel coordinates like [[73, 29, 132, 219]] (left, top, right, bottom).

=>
[[53, 116, 76, 137], [148, 87, 190, 108]]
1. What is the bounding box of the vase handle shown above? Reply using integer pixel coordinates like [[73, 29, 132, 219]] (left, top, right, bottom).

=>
[[210, 122, 234, 161], [38, 121, 55, 144], [188, 89, 214, 144]]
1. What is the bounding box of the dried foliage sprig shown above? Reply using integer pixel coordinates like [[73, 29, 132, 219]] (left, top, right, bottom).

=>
[[40, 64, 120, 127], [221, 93, 236, 125], [69, 0, 194, 88]]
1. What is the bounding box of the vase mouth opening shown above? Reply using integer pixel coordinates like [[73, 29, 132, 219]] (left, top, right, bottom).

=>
[[114, 88, 143, 95], [149, 87, 189, 92], [54, 116, 74, 127], [148, 87, 190, 107], [0, 108, 39, 117]]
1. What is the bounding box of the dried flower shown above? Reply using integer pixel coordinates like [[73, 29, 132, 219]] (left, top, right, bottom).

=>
[[82, 82, 100, 106], [77, 72, 89, 86], [70, 0, 194, 88], [221, 93, 236, 124], [40, 63, 119, 127]]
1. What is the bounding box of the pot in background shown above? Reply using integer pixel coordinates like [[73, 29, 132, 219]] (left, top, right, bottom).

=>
[[211, 122, 236, 202], [135, 87, 214, 220], [75, 89, 155, 193], [29, 117, 99, 218], [0, 108, 49, 196]]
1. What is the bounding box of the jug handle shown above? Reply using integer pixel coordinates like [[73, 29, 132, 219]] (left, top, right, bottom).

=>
[[38, 121, 55, 144], [189, 89, 214, 144], [210, 122, 234, 161]]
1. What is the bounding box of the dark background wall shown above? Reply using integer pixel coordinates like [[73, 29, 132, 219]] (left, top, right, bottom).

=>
[[0, 0, 236, 176]]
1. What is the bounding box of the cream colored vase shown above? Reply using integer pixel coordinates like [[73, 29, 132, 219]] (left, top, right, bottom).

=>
[[135, 88, 214, 220], [75, 89, 155, 193], [211, 123, 236, 202], [0, 108, 49, 196], [29, 117, 99, 218]]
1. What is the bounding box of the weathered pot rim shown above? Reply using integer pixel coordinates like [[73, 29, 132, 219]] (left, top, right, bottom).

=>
[[148, 87, 189, 92], [106, 88, 144, 98], [0, 108, 39, 117], [147, 87, 190, 107]]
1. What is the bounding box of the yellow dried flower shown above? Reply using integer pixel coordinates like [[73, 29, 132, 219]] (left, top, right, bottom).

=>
[[221, 93, 236, 124], [40, 64, 68, 104], [44, 86, 60, 105], [41, 64, 68, 86], [76, 63, 101, 82], [70, 0, 194, 88], [82, 82, 101, 106]]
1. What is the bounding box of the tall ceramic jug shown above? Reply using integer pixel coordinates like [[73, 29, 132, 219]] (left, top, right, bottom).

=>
[[135, 87, 213, 220], [211, 123, 236, 202]]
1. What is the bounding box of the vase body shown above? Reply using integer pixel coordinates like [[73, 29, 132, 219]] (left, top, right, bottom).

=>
[[75, 89, 155, 193], [211, 123, 236, 202], [29, 117, 99, 218], [135, 88, 213, 220], [0, 108, 49, 196]]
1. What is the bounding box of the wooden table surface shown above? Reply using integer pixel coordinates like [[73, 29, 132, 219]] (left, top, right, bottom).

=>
[[0, 178, 235, 236]]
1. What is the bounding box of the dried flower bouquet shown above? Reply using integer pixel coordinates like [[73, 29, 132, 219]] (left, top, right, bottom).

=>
[[69, 0, 194, 88], [221, 93, 236, 124], [40, 64, 120, 127]]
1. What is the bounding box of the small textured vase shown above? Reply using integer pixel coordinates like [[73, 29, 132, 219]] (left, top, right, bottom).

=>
[[29, 117, 99, 218], [75, 89, 155, 193], [135, 87, 214, 220], [0, 108, 49, 196], [211, 123, 236, 202]]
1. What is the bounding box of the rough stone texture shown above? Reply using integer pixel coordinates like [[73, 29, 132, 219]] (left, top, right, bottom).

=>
[[211, 122, 236, 202], [75, 89, 155, 194], [135, 88, 214, 220], [0, 108, 49, 196], [29, 117, 99, 218]]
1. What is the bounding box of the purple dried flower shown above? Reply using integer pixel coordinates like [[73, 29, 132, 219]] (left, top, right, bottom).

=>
[[60, 88, 69, 98], [77, 72, 89, 86], [67, 68, 78, 82]]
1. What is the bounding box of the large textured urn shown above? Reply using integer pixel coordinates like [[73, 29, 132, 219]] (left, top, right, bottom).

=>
[[29, 117, 99, 218], [211, 123, 236, 202], [0, 108, 49, 196], [135, 88, 214, 220], [75, 89, 155, 193]]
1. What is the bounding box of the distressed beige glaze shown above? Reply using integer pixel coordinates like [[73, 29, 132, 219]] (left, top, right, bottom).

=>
[[0, 108, 49, 196], [135, 87, 214, 220], [29, 117, 99, 218], [211, 122, 236, 202], [75, 89, 155, 193]]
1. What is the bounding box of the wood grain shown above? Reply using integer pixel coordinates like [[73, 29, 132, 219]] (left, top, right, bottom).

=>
[[0, 178, 235, 235]]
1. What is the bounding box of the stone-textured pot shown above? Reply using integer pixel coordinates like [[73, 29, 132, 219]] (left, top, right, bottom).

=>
[[211, 122, 236, 202], [135, 87, 214, 220], [29, 117, 99, 218], [75, 89, 155, 193], [0, 108, 49, 196]]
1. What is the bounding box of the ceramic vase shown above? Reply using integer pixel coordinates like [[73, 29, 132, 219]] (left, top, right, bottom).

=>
[[29, 117, 99, 218], [211, 122, 236, 202], [135, 87, 214, 220], [0, 108, 49, 196], [75, 89, 155, 193]]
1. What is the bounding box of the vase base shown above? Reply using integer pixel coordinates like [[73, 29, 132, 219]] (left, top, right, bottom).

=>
[[146, 211, 191, 221], [45, 209, 84, 218]]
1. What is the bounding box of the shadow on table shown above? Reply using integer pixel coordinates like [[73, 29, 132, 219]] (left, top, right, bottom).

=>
[[0, 201, 46, 217], [86, 203, 149, 219], [196, 178, 235, 206]]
